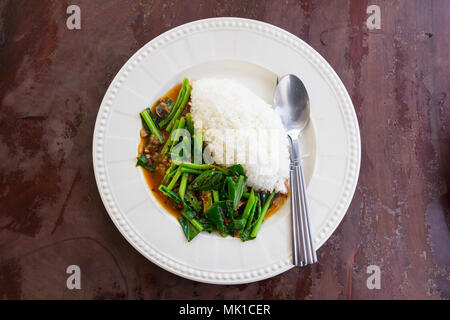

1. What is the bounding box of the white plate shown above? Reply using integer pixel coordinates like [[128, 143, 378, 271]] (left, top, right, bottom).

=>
[[93, 18, 360, 284]]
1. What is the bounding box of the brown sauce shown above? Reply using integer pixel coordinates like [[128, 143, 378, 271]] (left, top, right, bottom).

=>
[[265, 186, 289, 219], [138, 83, 288, 221]]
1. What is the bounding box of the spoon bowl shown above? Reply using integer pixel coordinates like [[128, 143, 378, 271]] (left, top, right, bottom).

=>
[[273, 74, 310, 136]]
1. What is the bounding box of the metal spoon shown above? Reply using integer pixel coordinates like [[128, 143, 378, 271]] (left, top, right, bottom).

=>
[[273, 74, 317, 266]]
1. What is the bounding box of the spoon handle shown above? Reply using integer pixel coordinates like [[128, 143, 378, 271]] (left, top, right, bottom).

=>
[[289, 136, 317, 266]]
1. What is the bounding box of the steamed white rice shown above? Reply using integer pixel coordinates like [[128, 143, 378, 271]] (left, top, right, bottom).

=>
[[190, 78, 290, 193]]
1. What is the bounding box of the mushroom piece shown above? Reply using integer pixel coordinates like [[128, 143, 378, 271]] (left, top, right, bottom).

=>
[[155, 99, 171, 118], [140, 128, 148, 138]]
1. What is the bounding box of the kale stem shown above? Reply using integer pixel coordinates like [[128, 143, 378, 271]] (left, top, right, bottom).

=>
[[167, 167, 182, 190], [193, 131, 203, 164], [211, 165, 228, 174], [250, 192, 276, 238], [181, 210, 203, 232], [158, 185, 181, 204], [186, 113, 195, 136], [240, 189, 255, 227], [140, 109, 163, 143], [159, 80, 186, 128], [172, 161, 228, 174], [181, 167, 203, 175], [177, 162, 211, 170], [166, 78, 191, 131], [161, 163, 176, 185], [168, 169, 178, 178], [233, 175, 246, 209], [179, 173, 189, 200], [244, 197, 259, 233], [161, 119, 179, 155], [169, 117, 186, 152], [212, 190, 220, 203]]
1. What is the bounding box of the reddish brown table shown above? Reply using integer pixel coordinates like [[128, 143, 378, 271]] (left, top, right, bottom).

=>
[[0, 0, 448, 299]]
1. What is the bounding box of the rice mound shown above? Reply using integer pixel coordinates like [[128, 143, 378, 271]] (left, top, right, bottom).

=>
[[190, 78, 289, 193]]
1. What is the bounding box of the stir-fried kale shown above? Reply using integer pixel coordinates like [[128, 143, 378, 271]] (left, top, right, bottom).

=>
[[159, 78, 190, 129], [136, 155, 155, 171], [223, 175, 247, 210], [184, 190, 202, 213], [190, 170, 225, 191], [227, 164, 246, 178], [158, 161, 276, 242], [140, 108, 163, 143], [139, 79, 279, 242], [205, 200, 233, 237], [178, 216, 201, 242], [180, 203, 203, 232]]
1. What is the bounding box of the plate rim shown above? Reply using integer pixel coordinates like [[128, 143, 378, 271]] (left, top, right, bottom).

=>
[[92, 17, 361, 284]]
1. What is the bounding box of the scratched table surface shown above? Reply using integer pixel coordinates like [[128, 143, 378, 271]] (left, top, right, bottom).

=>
[[0, 0, 448, 300]]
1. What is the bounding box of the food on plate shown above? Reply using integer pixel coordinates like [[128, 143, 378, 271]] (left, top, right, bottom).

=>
[[137, 78, 289, 242]]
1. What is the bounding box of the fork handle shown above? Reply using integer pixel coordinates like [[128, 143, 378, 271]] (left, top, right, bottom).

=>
[[289, 136, 317, 266]]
